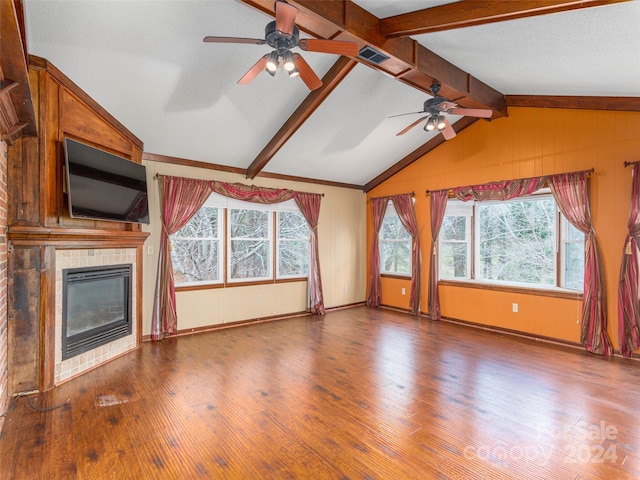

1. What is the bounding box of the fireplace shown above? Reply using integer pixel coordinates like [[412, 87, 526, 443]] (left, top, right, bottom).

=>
[[62, 264, 132, 360]]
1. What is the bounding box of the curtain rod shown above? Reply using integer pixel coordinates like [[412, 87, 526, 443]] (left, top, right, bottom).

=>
[[368, 191, 415, 201], [624, 161, 640, 167], [153, 173, 324, 196], [424, 167, 595, 195]]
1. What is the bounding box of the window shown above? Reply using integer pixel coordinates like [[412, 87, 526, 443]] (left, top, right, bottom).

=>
[[171, 194, 309, 287], [277, 211, 310, 278], [380, 202, 411, 276], [170, 206, 223, 284], [228, 208, 272, 282], [439, 194, 585, 291], [439, 202, 472, 279]]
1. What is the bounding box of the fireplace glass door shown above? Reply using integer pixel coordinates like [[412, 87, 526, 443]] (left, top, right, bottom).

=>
[[62, 264, 132, 359]]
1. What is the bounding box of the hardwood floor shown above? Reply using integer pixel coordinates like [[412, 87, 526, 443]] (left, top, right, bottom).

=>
[[2, 306, 640, 479]]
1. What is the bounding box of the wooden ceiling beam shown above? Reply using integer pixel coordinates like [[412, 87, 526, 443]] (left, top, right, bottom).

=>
[[380, 0, 630, 37], [240, 0, 508, 118], [245, 56, 358, 179], [506, 95, 640, 111], [1, 0, 37, 139], [364, 117, 479, 193]]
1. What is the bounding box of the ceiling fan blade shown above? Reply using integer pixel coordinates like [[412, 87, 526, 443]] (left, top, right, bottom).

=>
[[275, 0, 297, 37], [441, 117, 456, 140], [389, 110, 426, 119], [298, 39, 359, 57], [203, 36, 265, 45], [293, 53, 322, 91], [237, 54, 269, 85], [449, 107, 492, 118], [396, 116, 429, 136]]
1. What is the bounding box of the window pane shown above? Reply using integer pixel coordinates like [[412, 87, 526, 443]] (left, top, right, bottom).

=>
[[564, 242, 585, 290], [380, 206, 411, 276], [171, 239, 220, 283], [229, 208, 271, 281], [279, 240, 309, 276], [478, 199, 555, 285], [230, 240, 269, 279], [279, 211, 308, 239], [230, 209, 268, 238], [440, 242, 468, 278], [441, 216, 466, 241], [278, 211, 309, 277], [170, 207, 221, 284]]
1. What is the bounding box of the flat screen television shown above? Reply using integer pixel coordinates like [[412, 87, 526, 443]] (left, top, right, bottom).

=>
[[64, 137, 150, 224]]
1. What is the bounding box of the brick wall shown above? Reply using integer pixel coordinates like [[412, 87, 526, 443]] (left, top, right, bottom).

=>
[[0, 140, 8, 417]]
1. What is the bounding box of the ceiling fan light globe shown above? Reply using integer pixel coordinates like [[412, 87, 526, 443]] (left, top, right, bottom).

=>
[[288, 67, 299, 78], [436, 115, 446, 130], [266, 51, 279, 72], [283, 50, 295, 71], [424, 117, 436, 131]]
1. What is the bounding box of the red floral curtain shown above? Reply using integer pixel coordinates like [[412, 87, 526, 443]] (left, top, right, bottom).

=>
[[152, 176, 213, 340], [618, 163, 640, 357], [451, 170, 610, 355], [392, 194, 421, 315], [428, 190, 448, 320], [294, 192, 326, 314], [367, 197, 388, 308], [547, 171, 612, 355]]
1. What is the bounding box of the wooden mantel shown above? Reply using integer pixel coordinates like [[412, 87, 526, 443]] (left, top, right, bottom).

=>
[[8, 226, 149, 247]]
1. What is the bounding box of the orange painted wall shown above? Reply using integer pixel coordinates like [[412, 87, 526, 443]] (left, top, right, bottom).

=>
[[367, 107, 640, 351]]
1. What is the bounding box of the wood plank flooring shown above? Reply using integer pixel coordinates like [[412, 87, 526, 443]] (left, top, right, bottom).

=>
[[2, 306, 640, 479]]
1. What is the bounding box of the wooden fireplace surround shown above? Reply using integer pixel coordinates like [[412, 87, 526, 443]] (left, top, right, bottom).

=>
[[7, 56, 149, 393]]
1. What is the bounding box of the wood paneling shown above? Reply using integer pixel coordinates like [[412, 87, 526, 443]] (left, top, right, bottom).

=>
[[6, 59, 148, 393], [2, 306, 640, 479], [7, 246, 41, 393]]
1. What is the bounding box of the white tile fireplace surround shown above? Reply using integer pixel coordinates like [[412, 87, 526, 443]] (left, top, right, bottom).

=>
[[54, 248, 138, 385]]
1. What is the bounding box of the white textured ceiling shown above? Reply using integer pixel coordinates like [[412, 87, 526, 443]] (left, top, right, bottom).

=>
[[23, 0, 640, 187]]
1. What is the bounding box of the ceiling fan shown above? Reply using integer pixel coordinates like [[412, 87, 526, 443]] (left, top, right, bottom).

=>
[[392, 84, 493, 140], [203, 0, 359, 91]]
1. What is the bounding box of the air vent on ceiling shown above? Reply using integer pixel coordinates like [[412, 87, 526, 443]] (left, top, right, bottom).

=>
[[358, 46, 389, 65]]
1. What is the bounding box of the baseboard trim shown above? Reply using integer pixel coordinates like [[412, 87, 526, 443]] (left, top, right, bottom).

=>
[[142, 302, 367, 341]]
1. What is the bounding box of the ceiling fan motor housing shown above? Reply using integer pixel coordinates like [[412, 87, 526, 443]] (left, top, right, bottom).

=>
[[265, 21, 299, 52]]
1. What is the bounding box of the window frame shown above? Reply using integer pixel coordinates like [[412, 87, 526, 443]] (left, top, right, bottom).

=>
[[226, 207, 274, 284], [170, 205, 224, 286], [439, 193, 585, 293], [276, 210, 310, 280], [172, 194, 310, 290]]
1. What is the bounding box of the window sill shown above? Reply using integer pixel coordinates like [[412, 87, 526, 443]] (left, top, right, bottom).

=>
[[381, 273, 412, 280], [438, 279, 583, 300], [175, 277, 307, 292]]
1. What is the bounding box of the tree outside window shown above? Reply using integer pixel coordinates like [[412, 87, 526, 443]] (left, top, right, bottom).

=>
[[277, 211, 309, 278], [380, 203, 411, 276], [170, 206, 222, 284], [439, 195, 585, 290], [171, 196, 310, 286], [228, 208, 272, 281]]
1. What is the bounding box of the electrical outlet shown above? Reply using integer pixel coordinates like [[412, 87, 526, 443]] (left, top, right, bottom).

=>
[[257, 294, 262, 303], [344, 284, 348, 292], [512, 303, 518, 313], [401, 288, 406, 295]]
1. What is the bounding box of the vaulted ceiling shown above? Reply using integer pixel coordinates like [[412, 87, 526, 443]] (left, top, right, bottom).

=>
[[16, 0, 640, 190]]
